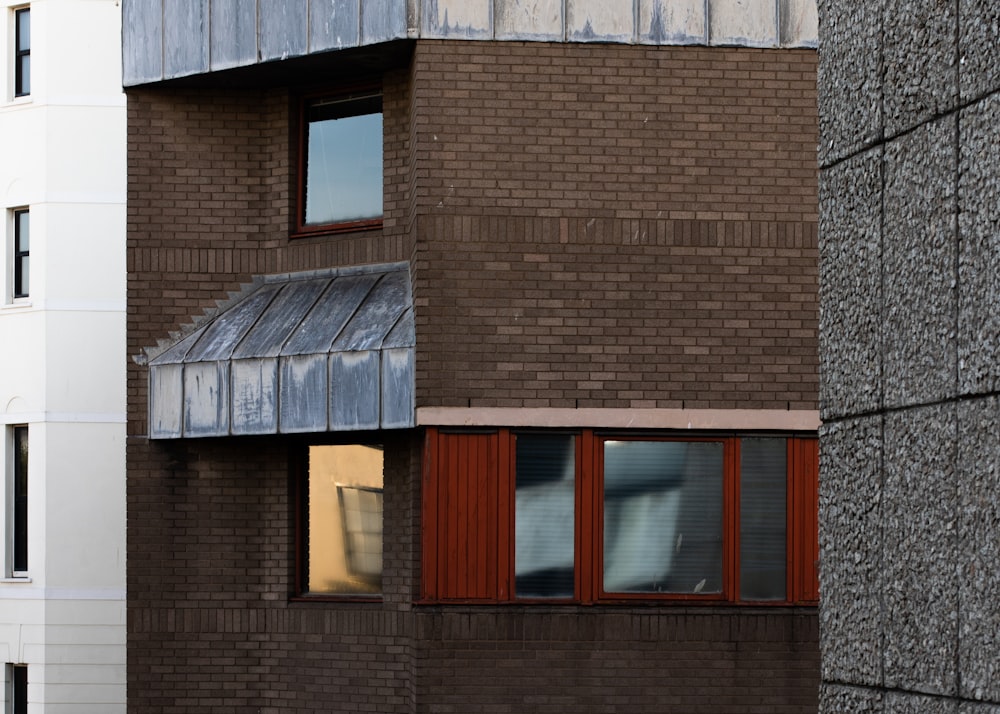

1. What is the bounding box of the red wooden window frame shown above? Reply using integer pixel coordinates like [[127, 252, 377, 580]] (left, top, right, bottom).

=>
[[421, 428, 818, 605], [292, 86, 384, 239]]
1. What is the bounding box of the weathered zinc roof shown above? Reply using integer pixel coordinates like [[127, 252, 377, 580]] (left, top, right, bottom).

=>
[[123, 0, 818, 86], [147, 263, 415, 439]]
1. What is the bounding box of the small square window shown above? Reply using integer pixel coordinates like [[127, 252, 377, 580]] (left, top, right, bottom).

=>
[[14, 8, 30, 98], [300, 444, 383, 597], [298, 91, 383, 234]]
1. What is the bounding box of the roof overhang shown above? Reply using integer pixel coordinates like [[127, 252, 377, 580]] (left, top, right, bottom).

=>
[[146, 263, 415, 439]]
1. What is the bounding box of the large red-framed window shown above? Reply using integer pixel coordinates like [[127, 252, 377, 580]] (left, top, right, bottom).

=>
[[421, 428, 818, 605]]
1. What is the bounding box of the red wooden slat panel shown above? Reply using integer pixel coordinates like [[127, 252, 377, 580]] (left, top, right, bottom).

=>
[[788, 436, 820, 604], [422, 430, 502, 600]]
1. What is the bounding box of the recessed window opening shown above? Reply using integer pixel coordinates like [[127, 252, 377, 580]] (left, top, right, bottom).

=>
[[14, 8, 30, 97], [13, 210, 29, 299], [10, 426, 28, 576], [300, 91, 383, 232], [301, 444, 384, 597]]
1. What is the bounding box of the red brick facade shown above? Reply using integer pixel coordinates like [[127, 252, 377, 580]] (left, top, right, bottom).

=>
[[127, 41, 819, 712]]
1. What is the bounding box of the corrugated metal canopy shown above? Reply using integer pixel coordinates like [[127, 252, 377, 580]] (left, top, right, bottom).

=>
[[147, 263, 415, 438]]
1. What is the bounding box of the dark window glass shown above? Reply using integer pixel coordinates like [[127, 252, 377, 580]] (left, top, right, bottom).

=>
[[515, 434, 575, 598], [603, 440, 724, 594], [305, 445, 383, 595], [303, 92, 382, 228], [15, 8, 30, 97], [14, 209, 29, 298], [739, 438, 787, 600], [12, 663, 27, 713], [13, 426, 28, 573]]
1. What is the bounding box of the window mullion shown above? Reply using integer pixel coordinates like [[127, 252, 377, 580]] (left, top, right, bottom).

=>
[[497, 428, 512, 601], [725, 437, 741, 603], [577, 429, 596, 603]]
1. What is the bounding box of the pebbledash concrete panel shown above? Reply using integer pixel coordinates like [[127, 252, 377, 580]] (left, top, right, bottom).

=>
[[957, 397, 1000, 702], [818, 417, 883, 687], [883, 405, 959, 697], [816, 0, 882, 167], [885, 692, 959, 714], [818, 149, 882, 420], [881, 117, 957, 410], [958, 0, 1000, 103], [958, 95, 1000, 396], [882, 0, 958, 137], [819, 684, 884, 714], [122, 0, 818, 85], [147, 264, 416, 438]]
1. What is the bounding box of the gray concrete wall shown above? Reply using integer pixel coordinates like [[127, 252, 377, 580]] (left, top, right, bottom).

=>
[[818, 2, 1000, 711]]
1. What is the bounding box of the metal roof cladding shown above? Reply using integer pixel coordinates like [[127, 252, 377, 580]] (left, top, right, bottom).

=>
[[147, 263, 415, 438]]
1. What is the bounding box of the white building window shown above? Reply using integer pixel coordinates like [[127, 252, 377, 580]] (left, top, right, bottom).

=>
[[5, 426, 28, 577], [4, 663, 27, 714], [13, 6, 29, 98]]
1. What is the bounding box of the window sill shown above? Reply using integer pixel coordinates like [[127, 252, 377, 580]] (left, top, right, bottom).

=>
[[291, 218, 382, 240], [289, 594, 383, 604], [1, 300, 32, 310], [0, 576, 32, 584]]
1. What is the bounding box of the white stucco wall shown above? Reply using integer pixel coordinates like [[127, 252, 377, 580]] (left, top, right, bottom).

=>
[[0, 1, 126, 711]]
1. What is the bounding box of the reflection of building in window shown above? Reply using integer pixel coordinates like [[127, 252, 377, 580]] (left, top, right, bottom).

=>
[[299, 91, 383, 232], [422, 428, 818, 604], [305, 444, 383, 596], [337, 483, 383, 582]]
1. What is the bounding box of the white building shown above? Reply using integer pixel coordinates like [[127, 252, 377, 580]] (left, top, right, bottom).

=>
[[0, 1, 125, 712]]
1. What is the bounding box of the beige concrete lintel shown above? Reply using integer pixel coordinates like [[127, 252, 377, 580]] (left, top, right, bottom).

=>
[[416, 407, 820, 431]]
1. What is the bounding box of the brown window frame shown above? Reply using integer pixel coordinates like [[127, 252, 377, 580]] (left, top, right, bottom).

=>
[[421, 428, 819, 606], [292, 86, 383, 239]]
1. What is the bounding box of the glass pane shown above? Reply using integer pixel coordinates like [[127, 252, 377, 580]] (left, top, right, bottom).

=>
[[603, 440, 724, 594], [515, 434, 575, 598], [307, 444, 383, 595], [17, 56, 30, 95], [740, 438, 787, 601], [305, 111, 382, 225], [17, 9, 29, 51], [16, 211, 29, 251], [17, 256, 28, 296]]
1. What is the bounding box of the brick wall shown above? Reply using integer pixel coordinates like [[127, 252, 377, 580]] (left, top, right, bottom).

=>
[[409, 42, 819, 410], [126, 39, 820, 714]]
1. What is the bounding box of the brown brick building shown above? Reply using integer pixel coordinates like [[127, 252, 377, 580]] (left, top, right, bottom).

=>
[[124, 3, 820, 711]]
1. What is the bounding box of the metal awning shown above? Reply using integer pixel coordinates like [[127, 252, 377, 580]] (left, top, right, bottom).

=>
[[146, 263, 415, 439]]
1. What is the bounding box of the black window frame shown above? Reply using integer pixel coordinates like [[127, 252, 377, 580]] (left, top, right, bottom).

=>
[[14, 7, 29, 98], [13, 209, 28, 299], [294, 87, 383, 238]]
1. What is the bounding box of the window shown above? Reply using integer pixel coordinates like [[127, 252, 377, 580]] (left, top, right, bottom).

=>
[[422, 429, 818, 605], [7, 426, 28, 576], [13, 8, 29, 97], [297, 444, 383, 597], [4, 664, 27, 714], [297, 90, 382, 234], [12, 210, 28, 299]]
